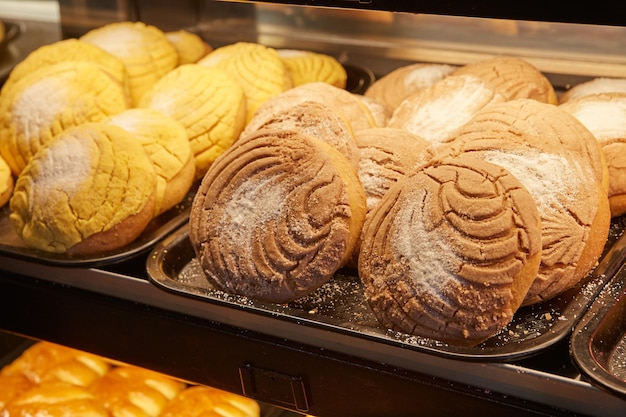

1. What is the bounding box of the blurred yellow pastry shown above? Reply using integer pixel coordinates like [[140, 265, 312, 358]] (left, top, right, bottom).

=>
[[160, 385, 260, 417], [10, 123, 157, 255], [165, 29, 212, 65], [107, 108, 195, 216], [2, 38, 128, 95], [81, 21, 178, 105], [139, 64, 246, 179], [278, 49, 347, 89], [0, 61, 129, 177], [0, 155, 14, 208], [198, 42, 292, 122]]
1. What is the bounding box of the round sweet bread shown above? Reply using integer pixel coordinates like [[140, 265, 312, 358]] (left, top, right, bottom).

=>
[[559, 77, 626, 104], [0, 373, 34, 410], [89, 366, 185, 416], [189, 129, 366, 303], [355, 95, 392, 127], [358, 154, 542, 346], [387, 74, 506, 148], [364, 62, 456, 110], [139, 64, 247, 179], [0, 61, 129, 177], [277, 49, 347, 89], [107, 108, 195, 215], [443, 99, 611, 305], [10, 123, 157, 255], [560, 93, 626, 216], [159, 386, 260, 417], [246, 81, 376, 133], [451, 56, 557, 104], [165, 30, 212, 65], [241, 100, 359, 169], [198, 42, 292, 122], [2, 38, 128, 94], [81, 21, 178, 105]]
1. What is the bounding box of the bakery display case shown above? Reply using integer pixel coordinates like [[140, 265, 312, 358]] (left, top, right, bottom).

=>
[[2, 1, 626, 416]]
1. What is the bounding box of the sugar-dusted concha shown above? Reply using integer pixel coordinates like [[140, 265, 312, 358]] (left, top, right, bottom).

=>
[[277, 49, 347, 89], [190, 129, 366, 303], [358, 154, 542, 346], [10, 123, 157, 255]]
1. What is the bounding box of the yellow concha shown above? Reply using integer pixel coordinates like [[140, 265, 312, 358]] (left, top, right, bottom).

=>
[[165, 30, 212, 65], [197, 42, 292, 122], [81, 21, 178, 105], [10, 123, 157, 254], [139, 64, 247, 179], [107, 108, 195, 215], [0, 155, 14, 208], [278, 49, 347, 89], [2, 38, 128, 95], [0, 61, 129, 177]]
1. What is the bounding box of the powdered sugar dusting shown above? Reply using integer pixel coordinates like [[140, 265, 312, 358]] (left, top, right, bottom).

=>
[[393, 187, 456, 294], [567, 101, 626, 142], [403, 78, 495, 146], [33, 138, 92, 197], [12, 77, 68, 138], [481, 149, 584, 209], [219, 175, 287, 255]]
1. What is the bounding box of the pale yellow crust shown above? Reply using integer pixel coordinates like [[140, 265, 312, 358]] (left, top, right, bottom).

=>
[[81, 21, 178, 105], [160, 386, 260, 417], [9, 123, 157, 255]]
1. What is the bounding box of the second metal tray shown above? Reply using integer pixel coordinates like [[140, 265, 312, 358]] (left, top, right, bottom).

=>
[[147, 216, 626, 362]]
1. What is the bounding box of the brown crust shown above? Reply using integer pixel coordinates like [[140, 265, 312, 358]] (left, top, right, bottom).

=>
[[358, 154, 542, 346], [190, 129, 365, 303]]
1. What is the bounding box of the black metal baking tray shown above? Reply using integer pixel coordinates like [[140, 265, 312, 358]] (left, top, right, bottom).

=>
[[147, 215, 626, 362], [0, 191, 193, 268], [571, 248, 626, 399]]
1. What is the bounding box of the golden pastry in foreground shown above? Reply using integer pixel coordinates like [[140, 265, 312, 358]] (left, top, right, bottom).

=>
[[2, 38, 128, 94], [81, 21, 178, 105], [0, 61, 129, 177], [190, 129, 366, 303], [89, 366, 185, 417], [358, 154, 542, 346], [166, 29, 212, 65], [107, 108, 195, 215], [10, 123, 157, 255], [160, 385, 260, 417], [0, 341, 110, 387], [444, 99, 611, 305], [452, 56, 557, 104], [139, 64, 246, 179], [364, 62, 456, 110], [560, 93, 626, 216], [278, 49, 347, 89], [2, 382, 110, 417], [198, 42, 292, 122]]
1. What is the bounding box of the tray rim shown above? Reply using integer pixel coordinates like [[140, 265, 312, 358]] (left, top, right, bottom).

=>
[[571, 260, 626, 398], [146, 221, 626, 362]]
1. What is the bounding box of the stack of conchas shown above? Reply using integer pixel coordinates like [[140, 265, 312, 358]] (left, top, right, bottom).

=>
[[190, 55, 613, 347], [0, 341, 260, 417], [0, 20, 347, 255]]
